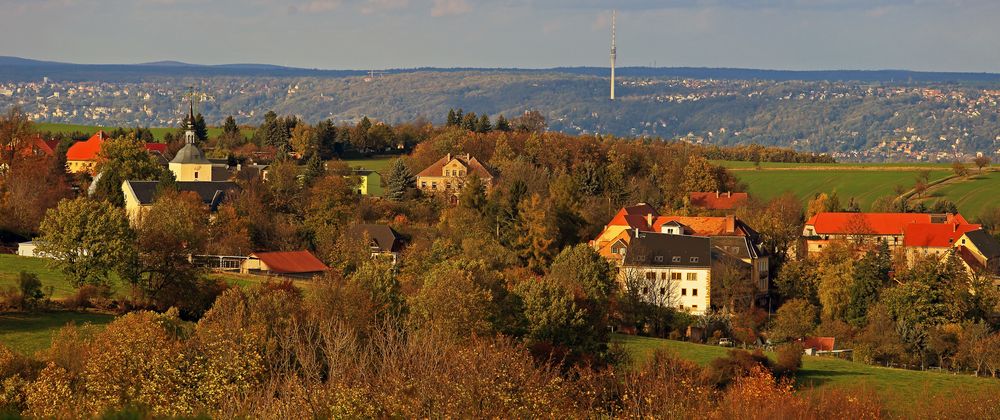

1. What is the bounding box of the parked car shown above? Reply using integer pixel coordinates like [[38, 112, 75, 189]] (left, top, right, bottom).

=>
[[718, 338, 734, 347]]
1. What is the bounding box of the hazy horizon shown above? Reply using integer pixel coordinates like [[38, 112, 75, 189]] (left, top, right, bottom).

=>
[[3, 0, 1000, 73]]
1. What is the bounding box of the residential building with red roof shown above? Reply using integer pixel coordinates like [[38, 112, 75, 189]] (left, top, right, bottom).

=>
[[240, 250, 329, 279], [594, 204, 771, 312], [66, 131, 167, 174], [803, 212, 1000, 275], [416, 153, 495, 198], [688, 191, 749, 211]]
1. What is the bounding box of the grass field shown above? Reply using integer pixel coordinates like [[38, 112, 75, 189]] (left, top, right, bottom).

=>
[[0, 311, 115, 355], [734, 169, 951, 211], [920, 171, 1000, 219], [342, 156, 396, 173], [33, 122, 255, 142], [615, 334, 1000, 414], [715, 160, 960, 170], [0, 254, 87, 299]]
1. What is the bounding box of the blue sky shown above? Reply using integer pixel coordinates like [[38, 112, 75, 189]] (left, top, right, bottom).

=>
[[2, 0, 999, 72]]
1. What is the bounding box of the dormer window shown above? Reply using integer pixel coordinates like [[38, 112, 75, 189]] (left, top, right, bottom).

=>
[[672, 256, 681, 263], [654, 256, 664, 262], [690, 257, 699, 263]]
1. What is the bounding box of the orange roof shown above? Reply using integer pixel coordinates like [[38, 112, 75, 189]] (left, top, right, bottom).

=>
[[416, 153, 495, 179], [806, 212, 932, 235], [251, 250, 328, 274], [689, 192, 748, 210], [652, 215, 742, 237], [903, 223, 981, 248], [801, 336, 835, 351], [66, 131, 109, 161], [597, 230, 632, 261], [66, 131, 168, 161]]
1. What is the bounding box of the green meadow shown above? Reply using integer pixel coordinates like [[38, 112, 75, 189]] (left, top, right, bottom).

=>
[[920, 171, 1000, 219], [0, 311, 115, 355], [615, 334, 1000, 416], [733, 169, 951, 211]]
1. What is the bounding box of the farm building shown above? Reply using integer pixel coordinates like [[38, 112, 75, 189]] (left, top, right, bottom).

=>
[[240, 250, 329, 279]]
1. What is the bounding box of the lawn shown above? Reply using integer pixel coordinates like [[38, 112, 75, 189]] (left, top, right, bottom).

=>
[[33, 122, 255, 142], [715, 160, 958, 170], [342, 155, 396, 173], [0, 311, 115, 355], [920, 171, 1000, 219], [0, 254, 84, 299], [734, 169, 951, 210], [615, 334, 1000, 415]]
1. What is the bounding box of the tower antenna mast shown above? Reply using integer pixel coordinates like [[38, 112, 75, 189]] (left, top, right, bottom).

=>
[[610, 9, 616, 101]]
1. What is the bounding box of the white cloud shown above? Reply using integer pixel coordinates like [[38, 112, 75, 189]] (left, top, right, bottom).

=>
[[431, 0, 470, 16]]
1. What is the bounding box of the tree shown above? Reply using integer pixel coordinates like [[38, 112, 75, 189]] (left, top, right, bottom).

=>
[[515, 194, 555, 273], [37, 198, 137, 287], [913, 180, 928, 198], [458, 173, 487, 212], [446, 108, 459, 126], [770, 299, 818, 342], [513, 110, 546, 133], [303, 154, 325, 186], [516, 277, 590, 360], [206, 204, 252, 256], [0, 106, 33, 169], [806, 192, 841, 218], [952, 161, 969, 178], [0, 155, 71, 235], [409, 262, 494, 340], [816, 256, 855, 321], [773, 259, 819, 305], [680, 156, 721, 193], [216, 116, 244, 150], [134, 190, 210, 312], [475, 114, 492, 133], [495, 114, 512, 132], [461, 112, 478, 131], [350, 117, 373, 151], [193, 113, 208, 142], [384, 158, 416, 201], [290, 123, 318, 158], [93, 133, 165, 206], [974, 156, 991, 173]]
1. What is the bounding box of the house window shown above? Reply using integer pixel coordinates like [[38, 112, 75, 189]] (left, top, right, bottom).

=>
[[421, 182, 427, 188], [431, 182, 438, 189], [645, 272, 656, 280], [692, 305, 698, 309], [194, 171, 199, 180], [446, 182, 452, 189], [637, 256, 645, 262], [692, 289, 698, 296], [671, 273, 681, 280], [661, 272, 668, 280], [654, 256, 664, 262], [672, 256, 681, 263], [642, 287, 648, 295], [659, 287, 665, 295], [690, 257, 699, 263], [681, 288, 687, 296], [687, 273, 697, 281]]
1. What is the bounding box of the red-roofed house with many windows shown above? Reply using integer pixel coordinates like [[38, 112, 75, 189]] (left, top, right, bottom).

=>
[[688, 191, 749, 211], [66, 131, 167, 174], [803, 212, 1000, 275]]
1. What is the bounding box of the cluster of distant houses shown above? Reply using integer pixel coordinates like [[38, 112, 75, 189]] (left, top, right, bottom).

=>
[[13, 111, 1000, 300]]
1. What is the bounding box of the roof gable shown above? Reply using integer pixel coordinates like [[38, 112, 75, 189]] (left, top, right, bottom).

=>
[[348, 224, 402, 253], [903, 223, 981, 248], [66, 131, 108, 161], [416, 153, 495, 179]]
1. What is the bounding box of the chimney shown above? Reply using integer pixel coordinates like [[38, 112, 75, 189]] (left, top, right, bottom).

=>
[[727, 191, 732, 198], [446, 153, 451, 162], [716, 190, 720, 198], [646, 213, 653, 229]]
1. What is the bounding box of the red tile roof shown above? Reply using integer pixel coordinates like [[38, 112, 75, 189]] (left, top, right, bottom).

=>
[[805, 212, 933, 235], [251, 250, 328, 274], [800, 336, 835, 351], [66, 131, 109, 161], [66, 131, 168, 161], [689, 191, 749, 210], [652, 215, 742, 236], [903, 223, 982, 248]]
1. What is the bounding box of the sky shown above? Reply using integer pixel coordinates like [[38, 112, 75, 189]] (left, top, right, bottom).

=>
[[2, 0, 1000, 72]]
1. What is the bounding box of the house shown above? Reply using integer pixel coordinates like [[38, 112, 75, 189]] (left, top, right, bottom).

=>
[[803, 212, 1000, 275], [348, 224, 403, 263], [416, 153, 495, 196], [598, 204, 771, 313], [16, 241, 43, 258], [350, 169, 383, 196], [620, 231, 713, 314], [240, 250, 329, 279], [689, 191, 749, 211], [66, 131, 167, 174], [122, 180, 238, 221]]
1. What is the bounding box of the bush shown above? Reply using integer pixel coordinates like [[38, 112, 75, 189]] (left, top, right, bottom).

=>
[[17, 272, 44, 311], [773, 343, 804, 377], [66, 285, 112, 310], [703, 349, 771, 388]]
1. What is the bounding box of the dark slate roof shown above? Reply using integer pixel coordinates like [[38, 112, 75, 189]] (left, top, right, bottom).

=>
[[622, 232, 711, 268], [348, 224, 403, 253], [966, 229, 1000, 258], [710, 236, 761, 260], [170, 143, 211, 164], [126, 180, 238, 211]]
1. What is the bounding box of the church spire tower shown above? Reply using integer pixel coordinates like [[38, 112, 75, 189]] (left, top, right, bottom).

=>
[[185, 97, 196, 145], [170, 90, 214, 181]]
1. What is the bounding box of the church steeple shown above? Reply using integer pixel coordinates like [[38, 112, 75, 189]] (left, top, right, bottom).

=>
[[184, 97, 196, 145]]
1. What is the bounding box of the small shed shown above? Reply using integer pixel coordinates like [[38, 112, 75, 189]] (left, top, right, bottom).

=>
[[241, 250, 329, 279], [17, 241, 43, 258]]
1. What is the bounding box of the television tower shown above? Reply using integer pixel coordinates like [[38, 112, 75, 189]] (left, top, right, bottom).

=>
[[610, 9, 616, 101]]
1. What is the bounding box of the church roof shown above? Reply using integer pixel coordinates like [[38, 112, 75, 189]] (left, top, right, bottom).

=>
[[170, 143, 211, 164]]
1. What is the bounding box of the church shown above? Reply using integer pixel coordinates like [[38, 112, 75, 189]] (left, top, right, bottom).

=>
[[122, 103, 239, 222]]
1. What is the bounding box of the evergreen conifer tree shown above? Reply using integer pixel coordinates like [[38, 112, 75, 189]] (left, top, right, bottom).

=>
[[385, 158, 416, 201]]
